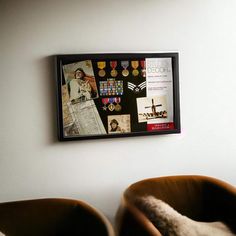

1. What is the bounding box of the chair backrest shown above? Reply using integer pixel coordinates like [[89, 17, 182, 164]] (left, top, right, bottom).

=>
[[117, 175, 236, 235], [125, 175, 207, 220], [0, 198, 115, 236], [124, 175, 236, 220]]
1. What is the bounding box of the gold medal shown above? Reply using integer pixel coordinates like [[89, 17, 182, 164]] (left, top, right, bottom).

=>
[[108, 98, 115, 111], [108, 103, 115, 111], [131, 61, 139, 77], [111, 69, 118, 77], [132, 69, 139, 76], [97, 61, 106, 77]]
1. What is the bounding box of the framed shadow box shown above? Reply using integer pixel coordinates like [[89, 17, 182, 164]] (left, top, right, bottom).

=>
[[55, 52, 180, 141]]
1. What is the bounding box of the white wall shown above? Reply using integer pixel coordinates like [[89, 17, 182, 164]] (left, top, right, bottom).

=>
[[1, 0, 236, 222]]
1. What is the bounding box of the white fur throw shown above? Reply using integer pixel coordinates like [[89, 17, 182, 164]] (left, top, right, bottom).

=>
[[135, 196, 235, 236]]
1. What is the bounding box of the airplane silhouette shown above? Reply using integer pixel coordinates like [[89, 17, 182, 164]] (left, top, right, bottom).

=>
[[145, 99, 162, 115]]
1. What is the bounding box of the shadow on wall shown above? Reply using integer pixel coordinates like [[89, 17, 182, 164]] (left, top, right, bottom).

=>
[[38, 55, 58, 144]]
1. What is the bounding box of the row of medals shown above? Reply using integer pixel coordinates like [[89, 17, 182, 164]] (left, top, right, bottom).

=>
[[102, 97, 121, 112], [99, 60, 145, 112], [97, 60, 146, 78]]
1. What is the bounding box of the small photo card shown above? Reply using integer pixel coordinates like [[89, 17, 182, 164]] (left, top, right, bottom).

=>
[[108, 115, 131, 134]]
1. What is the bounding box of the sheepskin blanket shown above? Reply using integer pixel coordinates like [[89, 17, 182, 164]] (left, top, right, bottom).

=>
[[135, 196, 235, 236]]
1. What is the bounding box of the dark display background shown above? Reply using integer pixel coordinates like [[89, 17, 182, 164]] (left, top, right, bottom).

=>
[[61, 57, 147, 134], [56, 53, 180, 141], [91, 58, 147, 133]]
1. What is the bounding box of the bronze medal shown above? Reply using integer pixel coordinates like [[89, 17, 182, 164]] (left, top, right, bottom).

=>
[[114, 97, 122, 111], [115, 103, 122, 111], [110, 61, 118, 77], [98, 69, 106, 77]]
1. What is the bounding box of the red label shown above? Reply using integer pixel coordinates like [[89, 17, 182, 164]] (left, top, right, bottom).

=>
[[147, 122, 175, 131]]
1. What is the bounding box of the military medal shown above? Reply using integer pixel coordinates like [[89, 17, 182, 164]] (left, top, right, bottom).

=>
[[114, 97, 122, 111], [108, 97, 115, 111], [107, 78, 116, 96], [128, 81, 146, 93], [140, 60, 146, 77], [131, 60, 139, 77], [99, 81, 108, 96], [100, 78, 123, 96], [102, 98, 109, 110], [121, 61, 129, 77], [110, 61, 118, 77], [116, 80, 123, 95], [97, 61, 106, 77]]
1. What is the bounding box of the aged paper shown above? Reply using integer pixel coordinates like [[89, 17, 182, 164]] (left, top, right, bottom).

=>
[[70, 100, 106, 136]]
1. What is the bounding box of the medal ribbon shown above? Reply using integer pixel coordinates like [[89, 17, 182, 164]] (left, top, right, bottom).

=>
[[110, 61, 117, 69], [114, 97, 121, 103], [131, 60, 139, 69], [102, 98, 109, 105], [108, 97, 115, 104], [97, 61, 106, 69], [121, 61, 129, 69], [140, 60, 146, 69]]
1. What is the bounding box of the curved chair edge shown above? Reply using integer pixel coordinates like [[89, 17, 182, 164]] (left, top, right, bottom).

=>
[[116, 175, 236, 236], [0, 198, 115, 236], [125, 175, 236, 196]]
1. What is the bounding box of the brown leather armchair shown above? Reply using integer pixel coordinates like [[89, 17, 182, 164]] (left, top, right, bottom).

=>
[[0, 198, 115, 236], [115, 175, 236, 236]]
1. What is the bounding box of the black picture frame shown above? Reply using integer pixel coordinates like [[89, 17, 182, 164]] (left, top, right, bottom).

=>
[[55, 52, 180, 141]]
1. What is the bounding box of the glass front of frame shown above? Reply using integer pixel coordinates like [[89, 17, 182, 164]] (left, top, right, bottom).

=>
[[56, 53, 180, 141]]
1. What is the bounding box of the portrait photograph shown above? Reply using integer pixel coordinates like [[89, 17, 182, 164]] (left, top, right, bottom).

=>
[[108, 115, 131, 134], [63, 60, 99, 104]]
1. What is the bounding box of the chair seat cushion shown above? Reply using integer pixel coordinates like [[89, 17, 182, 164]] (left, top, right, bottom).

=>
[[135, 196, 235, 236]]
